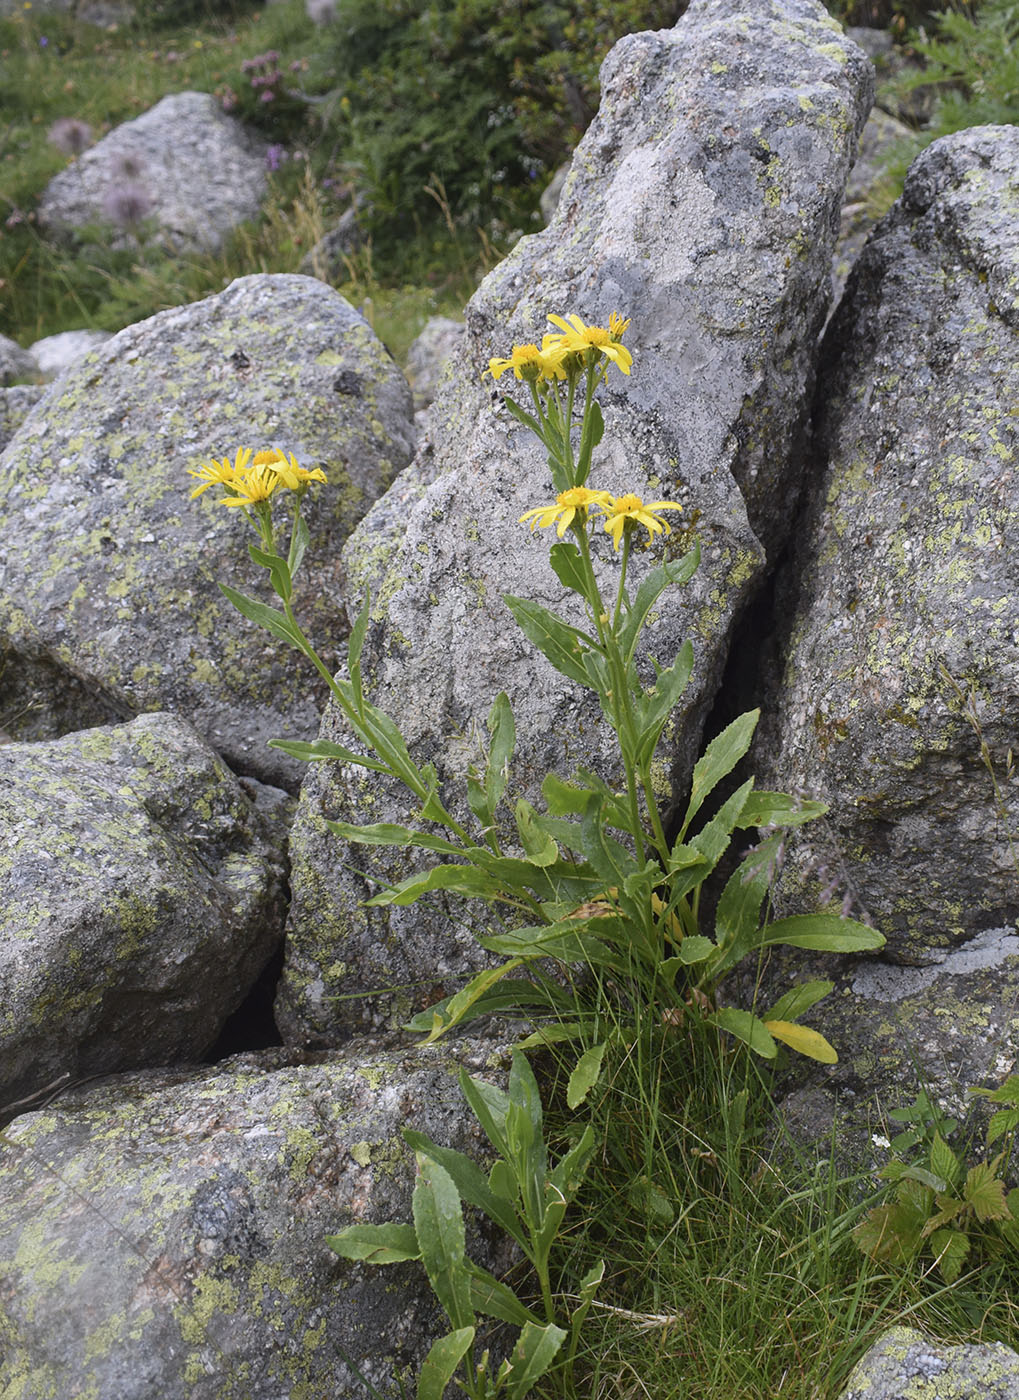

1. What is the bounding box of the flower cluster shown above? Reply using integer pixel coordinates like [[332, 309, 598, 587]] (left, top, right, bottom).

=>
[[488, 310, 632, 384], [520, 486, 682, 551], [187, 447, 326, 509]]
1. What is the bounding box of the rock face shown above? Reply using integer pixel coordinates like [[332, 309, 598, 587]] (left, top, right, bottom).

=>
[[404, 316, 465, 411], [0, 385, 44, 455], [277, 0, 873, 1046], [0, 334, 37, 387], [0, 712, 289, 1110], [37, 93, 268, 253], [837, 1326, 1019, 1400], [760, 127, 1019, 965], [0, 1038, 510, 1400], [28, 328, 112, 380], [0, 273, 415, 788]]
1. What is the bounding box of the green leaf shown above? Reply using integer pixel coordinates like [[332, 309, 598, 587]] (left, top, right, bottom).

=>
[[929, 1228, 970, 1284], [248, 539, 293, 603], [287, 513, 311, 580], [987, 1108, 1019, 1147], [402, 1131, 524, 1246], [459, 1072, 511, 1160], [499, 1322, 567, 1400], [713, 840, 775, 957], [764, 980, 834, 1023], [688, 778, 755, 872], [548, 541, 589, 599], [513, 1022, 587, 1050], [854, 1202, 924, 1264], [567, 1041, 607, 1108], [267, 738, 391, 774], [672, 934, 716, 965], [326, 821, 463, 855], [681, 710, 759, 837], [735, 790, 827, 829], [548, 1124, 596, 1201], [930, 1133, 963, 1190], [464, 1261, 541, 1327], [761, 914, 885, 953], [412, 1154, 473, 1330], [418, 960, 526, 1042], [325, 1222, 420, 1265], [964, 1160, 1010, 1221], [218, 583, 301, 649], [365, 863, 505, 907], [618, 544, 700, 666], [628, 1176, 675, 1226], [634, 641, 695, 766], [503, 594, 593, 689], [417, 1327, 475, 1400], [480, 923, 627, 974], [485, 691, 516, 816], [403, 979, 569, 1036], [579, 792, 635, 887], [709, 1008, 778, 1058], [971, 1075, 1019, 1105], [515, 799, 559, 866], [542, 773, 596, 817], [504, 395, 544, 442]]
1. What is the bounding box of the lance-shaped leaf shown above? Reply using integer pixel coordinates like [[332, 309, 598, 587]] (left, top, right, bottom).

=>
[[498, 1323, 567, 1400], [418, 959, 526, 1042], [763, 1019, 838, 1064], [412, 1154, 473, 1330], [248, 540, 294, 603], [327, 821, 464, 856], [365, 862, 506, 907], [735, 790, 827, 830], [566, 1041, 607, 1108], [402, 1129, 524, 1246], [326, 1222, 420, 1265], [618, 544, 700, 666], [549, 541, 589, 599], [680, 710, 759, 839], [760, 915, 885, 953], [268, 737, 391, 774], [417, 1327, 474, 1400], [464, 1261, 542, 1327], [709, 1008, 777, 1058], [764, 980, 833, 1023], [515, 799, 559, 866], [287, 512, 310, 580], [634, 642, 695, 766], [404, 978, 564, 1036], [503, 595, 594, 689], [218, 583, 301, 649]]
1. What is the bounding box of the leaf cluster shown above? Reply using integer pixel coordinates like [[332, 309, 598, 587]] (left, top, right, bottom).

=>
[[855, 1079, 1019, 1283], [327, 1055, 601, 1400]]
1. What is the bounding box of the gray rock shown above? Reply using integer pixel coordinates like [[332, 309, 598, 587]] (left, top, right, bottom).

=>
[[0, 713, 289, 1111], [0, 273, 415, 789], [539, 161, 570, 225], [37, 92, 267, 253], [28, 328, 112, 380], [404, 316, 465, 410], [306, 0, 337, 21], [0, 1036, 512, 1399], [0, 385, 45, 455], [759, 127, 1019, 966], [0, 334, 38, 387], [301, 201, 366, 280], [838, 1326, 1019, 1400], [832, 108, 913, 310], [277, 0, 873, 1046]]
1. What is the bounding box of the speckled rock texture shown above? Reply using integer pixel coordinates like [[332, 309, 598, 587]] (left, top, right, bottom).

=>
[[277, 0, 873, 1045], [0, 1037, 511, 1400], [0, 334, 36, 387], [37, 92, 268, 253], [0, 273, 415, 788], [0, 385, 44, 455], [758, 127, 1019, 965], [404, 316, 464, 411], [0, 712, 290, 1111], [838, 1326, 1019, 1399], [28, 328, 112, 381]]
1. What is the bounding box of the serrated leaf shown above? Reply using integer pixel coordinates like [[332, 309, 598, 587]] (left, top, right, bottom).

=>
[[402, 1130, 523, 1246], [688, 779, 755, 872], [618, 544, 700, 665], [566, 1041, 606, 1108], [465, 1261, 541, 1327], [763, 1019, 838, 1064], [929, 1228, 970, 1284], [417, 1327, 475, 1400], [673, 934, 716, 965], [634, 641, 695, 766], [987, 1107, 1019, 1147], [964, 1160, 1010, 1221], [325, 1222, 420, 1265], [734, 790, 827, 829], [681, 710, 759, 836], [929, 1133, 962, 1189]]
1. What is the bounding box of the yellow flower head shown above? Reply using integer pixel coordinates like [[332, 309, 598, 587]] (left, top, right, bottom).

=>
[[187, 447, 253, 498], [519, 486, 612, 537], [602, 493, 682, 550], [488, 343, 549, 383], [218, 463, 283, 508], [251, 447, 328, 491], [545, 312, 633, 376]]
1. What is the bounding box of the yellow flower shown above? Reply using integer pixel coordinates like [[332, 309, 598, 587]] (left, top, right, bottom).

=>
[[187, 447, 253, 498], [251, 447, 327, 490], [545, 312, 633, 375], [218, 463, 283, 508], [519, 486, 612, 537], [487, 340, 565, 380], [602, 493, 682, 550]]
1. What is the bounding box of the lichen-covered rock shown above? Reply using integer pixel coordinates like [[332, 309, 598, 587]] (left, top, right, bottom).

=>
[[832, 107, 913, 311], [0, 1037, 511, 1400], [0, 384, 45, 455], [278, 0, 873, 1045], [838, 1326, 1019, 1400], [0, 273, 415, 788], [404, 316, 464, 411], [758, 127, 1019, 965], [0, 333, 37, 387], [38, 92, 267, 253], [0, 712, 289, 1110], [28, 328, 112, 381]]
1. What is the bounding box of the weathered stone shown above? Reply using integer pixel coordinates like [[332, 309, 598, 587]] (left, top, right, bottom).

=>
[[837, 1326, 1019, 1400], [0, 334, 37, 387], [37, 92, 267, 253], [0, 1036, 512, 1400], [404, 316, 464, 411], [832, 107, 913, 311], [759, 127, 1019, 966], [539, 161, 570, 225], [278, 0, 873, 1045], [0, 712, 290, 1111], [0, 273, 415, 788], [28, 328, 112, 380], [0, 385, 45, 456]]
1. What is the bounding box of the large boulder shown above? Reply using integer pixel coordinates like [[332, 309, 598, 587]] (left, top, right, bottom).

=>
[[0, 712, 289, 1111], [0, 1037, 511, 1399], [754, 126, 1019, 1142], [38, 93, 268, 253], [837, 1326, 1019, 1400], [28, 328, 112, 381], [277, 0, 873, 1045], [0, 273, 415, 788]]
